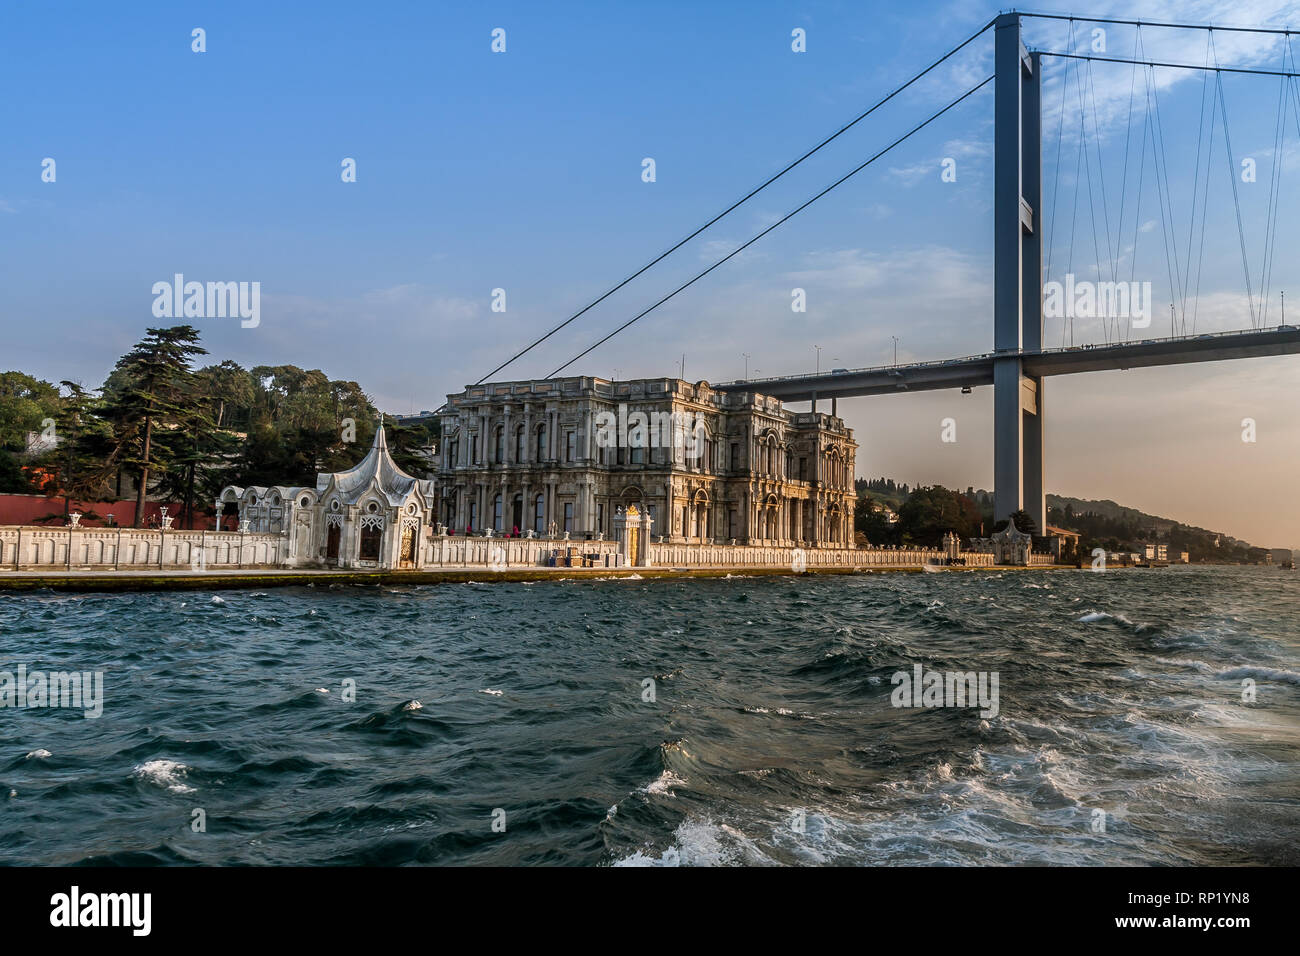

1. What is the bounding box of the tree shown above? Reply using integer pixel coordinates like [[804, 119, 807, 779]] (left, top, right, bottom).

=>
[[0, 371, 62, 492], [195, 360, 254, 431], [103, 326, 208, 527], [896, 485, 979, 545], [35, 382, 115, 517], [386, 415, 439, 477], [854, 493, 896, 545], [0, 371, 61, 449]]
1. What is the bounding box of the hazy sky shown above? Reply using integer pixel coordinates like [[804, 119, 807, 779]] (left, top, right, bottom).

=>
[[2, 0, 1298, 547]]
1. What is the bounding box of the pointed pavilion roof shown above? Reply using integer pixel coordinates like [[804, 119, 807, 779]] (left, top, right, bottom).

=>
[[317, 424, 432, 506]]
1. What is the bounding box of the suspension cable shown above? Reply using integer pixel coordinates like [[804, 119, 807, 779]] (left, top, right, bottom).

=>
[[546, 76, 995, 377], [472, 18, 998, 385]]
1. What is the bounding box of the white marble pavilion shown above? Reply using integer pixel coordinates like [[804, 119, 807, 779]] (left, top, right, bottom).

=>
[[216, 426, 436, 569]]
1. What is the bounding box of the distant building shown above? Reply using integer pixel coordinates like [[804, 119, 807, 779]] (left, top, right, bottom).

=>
[[1268, 548, 1293, 567], [1045, 524, 1080, 559], [436, 376, 857, 545], [1140, 542, 1168, 562]]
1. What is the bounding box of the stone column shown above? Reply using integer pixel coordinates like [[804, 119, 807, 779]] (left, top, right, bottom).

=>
[[503, 407, 513, 465]]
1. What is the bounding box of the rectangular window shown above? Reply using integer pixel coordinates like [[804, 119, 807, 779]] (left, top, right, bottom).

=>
[[730, 443, 740, 470], [563, 502, 574, 533], [597, 502, 605, 533], [799, 458, 808, 480], [566, 431, 576, 462], [471, 436, 479, 464], [630, 446, 643, 465]]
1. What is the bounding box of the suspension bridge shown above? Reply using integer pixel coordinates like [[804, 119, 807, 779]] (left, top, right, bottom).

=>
[[472, 11, 1300, 534]]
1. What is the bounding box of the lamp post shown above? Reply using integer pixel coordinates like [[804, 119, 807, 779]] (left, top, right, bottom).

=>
[[890, 336, 899, 366], [814, 345, 822, 374], [742, 352, 750, 381]]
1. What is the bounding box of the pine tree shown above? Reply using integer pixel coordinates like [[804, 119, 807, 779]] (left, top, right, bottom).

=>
[[103, 326, 207, 527]]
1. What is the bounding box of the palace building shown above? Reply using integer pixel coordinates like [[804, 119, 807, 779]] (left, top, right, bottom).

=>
[[436, 376, 857, 546]]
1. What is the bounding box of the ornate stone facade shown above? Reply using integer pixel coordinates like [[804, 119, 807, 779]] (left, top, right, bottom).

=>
[[969, 519, 1032, 565], [216, 426, 436, 569], [436, 376, 857, 546]]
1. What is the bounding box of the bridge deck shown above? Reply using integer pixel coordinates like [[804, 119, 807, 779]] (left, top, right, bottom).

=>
[[714, 327, 1300, 401]]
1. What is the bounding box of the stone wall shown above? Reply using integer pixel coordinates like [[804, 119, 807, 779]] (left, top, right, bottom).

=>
[[0, 525, 1004, 573], [647, 542, 995, 569], [426, 536, 626, 569], [0, 527, 284, 570]]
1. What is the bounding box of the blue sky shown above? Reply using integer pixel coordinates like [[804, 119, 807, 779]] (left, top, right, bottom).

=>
[[3, 0, 1299, 546]]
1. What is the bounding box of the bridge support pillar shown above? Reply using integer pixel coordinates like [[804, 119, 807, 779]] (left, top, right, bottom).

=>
[[993, 13, 1044, 534], [996, 359, 1044, 532]]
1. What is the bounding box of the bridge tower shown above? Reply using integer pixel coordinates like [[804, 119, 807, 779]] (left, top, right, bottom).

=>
[[993, 12, 1045, 533]]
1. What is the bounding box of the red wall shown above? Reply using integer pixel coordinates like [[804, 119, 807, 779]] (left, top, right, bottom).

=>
[[0, 494, 226, 530]]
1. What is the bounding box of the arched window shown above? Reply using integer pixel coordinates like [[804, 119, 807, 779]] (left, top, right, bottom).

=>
[[359, 505, 383, 560], [534, 495, 545, 535], [515, 426, 525, 462], [536, 424, 548, 461], [493, 494, 503, 532], [494, 427, 504, 464]]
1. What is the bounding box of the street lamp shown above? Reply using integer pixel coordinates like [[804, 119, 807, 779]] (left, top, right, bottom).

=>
[[814, 345, 822, 374], [742, 352, 750, 381], [890, 336, 899, 365]]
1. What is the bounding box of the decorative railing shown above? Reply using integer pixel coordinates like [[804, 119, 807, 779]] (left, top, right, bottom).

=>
[[0, 527, 284, 570], [1, 524, 1016, 573]]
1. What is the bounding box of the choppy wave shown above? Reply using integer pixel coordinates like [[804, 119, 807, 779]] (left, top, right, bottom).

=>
[[0, 566, 1296, 865]]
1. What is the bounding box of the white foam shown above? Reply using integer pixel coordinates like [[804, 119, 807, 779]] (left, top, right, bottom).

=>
[[1077, 610, 1132, 625], [1217, 664, 1300, 686], [640, 770, 686, 796], [132, 759, 195, 793], [401, 699, 423, 711], [25, 749, 51, 760], [613, 819, 772, 866], [479, 688, 504, 696], [209, 595, 225, 605]]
